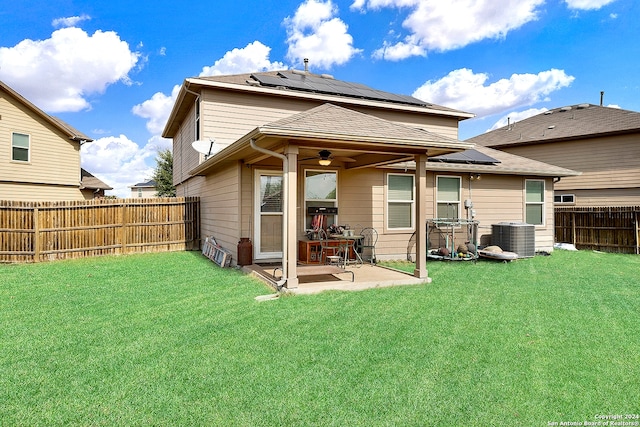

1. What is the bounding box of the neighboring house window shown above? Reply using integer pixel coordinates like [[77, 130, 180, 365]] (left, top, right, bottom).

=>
[[12, 132, 30, 162], [526, 180, 545, 225], [554, 194, 575, 204], [138, 188, 143, 198], [437, 176, 461, 220], [305, 170, 337, 229], [387, 174, 414, 229]]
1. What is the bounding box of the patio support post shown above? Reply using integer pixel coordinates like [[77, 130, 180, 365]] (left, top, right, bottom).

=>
[[284, 145, 299, 288], [414, 154, 429, 279]]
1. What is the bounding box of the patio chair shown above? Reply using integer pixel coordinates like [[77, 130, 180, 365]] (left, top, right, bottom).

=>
[[359, 227, 378, 264], [318, 229, 342, 265]]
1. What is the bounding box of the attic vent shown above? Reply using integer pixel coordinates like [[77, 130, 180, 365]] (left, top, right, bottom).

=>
[[560, 106, 572, 112], [576, 103, 589, 109], [544, 111, 553, 115], [548, 125, 556, 129], [246, 79, 260, 86]]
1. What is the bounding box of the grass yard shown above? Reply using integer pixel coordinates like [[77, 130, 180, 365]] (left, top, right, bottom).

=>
[[1, 250, 639, 426]]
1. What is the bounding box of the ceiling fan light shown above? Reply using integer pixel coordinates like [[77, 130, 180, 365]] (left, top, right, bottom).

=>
[[318, 149, 332, 166]]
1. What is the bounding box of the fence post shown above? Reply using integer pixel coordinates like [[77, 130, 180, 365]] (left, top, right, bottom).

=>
[[121, 202, 128, 254], [635, 211, 640, 255], [571, 211, 576, 246], [33, 207, 40, 262]]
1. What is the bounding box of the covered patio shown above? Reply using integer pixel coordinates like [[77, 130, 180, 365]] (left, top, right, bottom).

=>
[[189, 103, 474, 290]]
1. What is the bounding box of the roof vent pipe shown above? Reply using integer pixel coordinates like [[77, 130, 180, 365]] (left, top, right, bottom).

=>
[[304, 58, 309, 72], [600, 91, 604, 106]]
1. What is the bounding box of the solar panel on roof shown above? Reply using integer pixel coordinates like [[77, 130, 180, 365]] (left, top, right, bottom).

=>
[[429, 149, 501, 165], [250, 71, 427, 107], [252, 75, 285, 87], [282, 79, 310, 90]]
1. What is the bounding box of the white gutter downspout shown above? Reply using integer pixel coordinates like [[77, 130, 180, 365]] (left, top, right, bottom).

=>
[[250, 139, 288, 288]]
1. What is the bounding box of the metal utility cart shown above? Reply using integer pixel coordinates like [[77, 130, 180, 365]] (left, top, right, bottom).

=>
[[427, 218, 479, 261]]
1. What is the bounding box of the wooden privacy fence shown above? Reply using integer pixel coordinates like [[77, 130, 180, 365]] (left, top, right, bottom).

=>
[[555, 206, 640, 254], [0, 197, 200, 263]]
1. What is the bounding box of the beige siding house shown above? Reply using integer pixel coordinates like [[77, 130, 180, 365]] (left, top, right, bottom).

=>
[[0, 80, 102, 201], [467, 103, 640, 207], [129, 179, 158, 198], [163, 70, 577, 289]]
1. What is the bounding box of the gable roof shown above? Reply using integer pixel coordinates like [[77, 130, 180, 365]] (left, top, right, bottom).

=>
[[0, 80, 93, 143], [190, 103, 474, 176], [260, 103, 467, 148], [80, 169, 112, 190], [163, 70, 474, 138], [467, 103, 640, 148]]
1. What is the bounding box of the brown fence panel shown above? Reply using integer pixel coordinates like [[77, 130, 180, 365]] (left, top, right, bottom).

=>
[[0, 197, 200, 263], [555, 206, 640, 254]]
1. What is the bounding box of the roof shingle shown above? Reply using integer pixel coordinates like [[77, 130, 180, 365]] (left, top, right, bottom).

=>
[[260, 103, 465, 146], [467, 104, 640, 147]]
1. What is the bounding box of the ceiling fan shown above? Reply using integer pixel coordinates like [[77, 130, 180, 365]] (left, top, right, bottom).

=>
[[303, 149, 356, 166]]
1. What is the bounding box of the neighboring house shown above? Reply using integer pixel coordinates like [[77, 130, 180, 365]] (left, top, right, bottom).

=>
[[1, 80, 95, 201], [467, 103, 640, 207], [162, 69, 577, 288], [129, 179, 158, 198], [80, 168, 112, 199]]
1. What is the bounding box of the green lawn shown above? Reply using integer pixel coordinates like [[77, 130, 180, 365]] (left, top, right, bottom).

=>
[[1, 250, 639, 426]]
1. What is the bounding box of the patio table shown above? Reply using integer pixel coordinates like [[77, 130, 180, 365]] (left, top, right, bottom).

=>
[[330, 234, 364, 266]]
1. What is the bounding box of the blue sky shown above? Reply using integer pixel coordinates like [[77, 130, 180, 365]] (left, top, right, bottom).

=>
[[1, 0, 638, 197]]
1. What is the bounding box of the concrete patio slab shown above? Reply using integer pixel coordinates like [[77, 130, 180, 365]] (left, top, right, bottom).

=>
[[243, 263, 430, 295]]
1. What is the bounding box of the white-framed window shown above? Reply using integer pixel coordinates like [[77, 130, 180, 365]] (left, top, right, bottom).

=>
[[387, 173, 414, 229], [436, 176, 461, 220], [137, 188, 143, 198], [554, 194, 575, 204], [12, 132, 30, 162], [305, 170, 337, 229], [526, 179, 545, 225]]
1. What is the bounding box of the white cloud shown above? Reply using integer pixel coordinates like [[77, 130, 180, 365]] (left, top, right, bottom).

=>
[[413, 68, 575, 117], [132, 85, 181, 135], [284, 0, 362, 69], [488, 107, 549, 131], [133, 41, 286, 139], [199, 41, 285, 76], [355, 0, 544, 60], [52, 14, 91, 28], [0, 27, 140, 112], [81, 134, 167, 198], [135, 41, 288, 141], [373, 39, 425, 61], [564, 0, 617, 10]]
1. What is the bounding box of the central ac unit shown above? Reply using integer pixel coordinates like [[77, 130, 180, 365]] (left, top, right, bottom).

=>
[[491, 222, 535, 258]]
